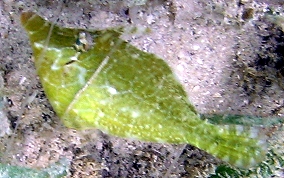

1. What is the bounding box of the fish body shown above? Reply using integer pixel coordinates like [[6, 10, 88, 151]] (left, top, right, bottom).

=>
[[21, 12, 267, 168]]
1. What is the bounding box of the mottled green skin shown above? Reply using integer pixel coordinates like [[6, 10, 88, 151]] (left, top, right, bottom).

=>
[[21, 12, 267, 168]]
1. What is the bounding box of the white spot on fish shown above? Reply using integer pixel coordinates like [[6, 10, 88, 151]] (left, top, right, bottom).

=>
[[51, 58, 61, 70], [73, 109, 81, 114], [76, 65, 87, 85], [131, 111, 140, 118], [70, 52, 80, 61], [34, 42, 44, 49], [144, 124, 150, 129], [98, 111, 105, 117], [131, 54, 140, 59], [70, 56, 78, 61], [249, 158, 256, 165], [236, 125, 244, 135], [120, 107, 128, 112], [222, 155, 230, 162], [53, 100, 61, 107], [235, 159, 243, 167], [107, 86, 118, 95], [99, 100, 108, 105]]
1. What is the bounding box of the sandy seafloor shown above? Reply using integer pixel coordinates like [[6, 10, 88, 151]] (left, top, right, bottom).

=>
[[0, 0, 284, 177]]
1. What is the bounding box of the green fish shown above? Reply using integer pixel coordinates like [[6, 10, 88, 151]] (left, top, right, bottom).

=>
[[21, 11, 267, 168]]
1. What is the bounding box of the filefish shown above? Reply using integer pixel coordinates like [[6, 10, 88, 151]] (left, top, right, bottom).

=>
[[21, 12, 267, 168]]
